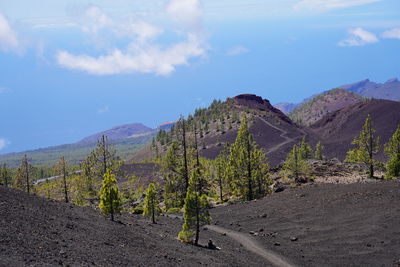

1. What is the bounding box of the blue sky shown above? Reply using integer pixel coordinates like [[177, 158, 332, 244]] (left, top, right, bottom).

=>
[[0, 0, 399, 153]]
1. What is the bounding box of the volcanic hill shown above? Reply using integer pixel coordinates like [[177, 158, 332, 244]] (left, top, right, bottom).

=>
[[289, 88, 364, 126], [133, 94, 307, 166], [307, 99, 400, 161]]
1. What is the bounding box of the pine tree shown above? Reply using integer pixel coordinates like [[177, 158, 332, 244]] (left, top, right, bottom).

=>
[[283, 144, 310, 182], [55, 156, 69, 203], [215, 144, 230, 202], [180, 117, 190, 194], [1, 163, 9, 187], [229, 115, 254, 200], [15, 155, 32, 193], [385, 124, 400, 179], [163, 142, 187, 209], [81, 154, 96, 198], [314, 141, 324, 160], [99, 169, 122, 221], [345, 115, 380, 178], [250, 147, 272, 198], [299, 136, 312, 160], [143, 183, 161, 223], [92, 135, 120, 180], [178, 170, 210, 245]]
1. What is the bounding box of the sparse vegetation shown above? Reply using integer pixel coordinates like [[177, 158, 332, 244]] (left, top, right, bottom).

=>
[[385, 124, 400, 179], [55, 156, 69, 203], [228, 115, 272, 200], [282, 144, 310, 182], [315, 141, 324, 160], [143, 183, 161, 223], [345, 115, 380, 178], [0, 163, 10, 187], [99, 169, 122, 221], [289, 88, 364, 126], [178, 170, 210, 245], [14, 155, 32, 193]]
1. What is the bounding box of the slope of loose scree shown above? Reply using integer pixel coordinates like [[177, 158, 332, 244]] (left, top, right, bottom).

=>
[[0, 187, 273, 266], [307, 99, 400, 161], [211, 180, 400, 266]]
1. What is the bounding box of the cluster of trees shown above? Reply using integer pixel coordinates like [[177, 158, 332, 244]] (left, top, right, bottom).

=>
[[158, 114, 274, 244], [214, 116, 272, 201], [0, 163, 10, 187], [280, 137, 324, 183], [156, 98, 240, 153], [345, 115, 400, 179]]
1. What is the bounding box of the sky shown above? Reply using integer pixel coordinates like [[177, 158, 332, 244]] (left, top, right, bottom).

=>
[[0, 0, 399, 154]]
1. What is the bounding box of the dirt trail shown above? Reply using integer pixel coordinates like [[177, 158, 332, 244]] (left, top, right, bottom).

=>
[[257, 117, 302, 155], [207, 225, 296, 267], [165, 214, 295, 267]]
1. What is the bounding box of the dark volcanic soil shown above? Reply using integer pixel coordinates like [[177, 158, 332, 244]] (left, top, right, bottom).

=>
[[2, 180, 400, 266], [211, 180, 400, 267], [308, 99, 400, 161], [0, 187, 266, 266]]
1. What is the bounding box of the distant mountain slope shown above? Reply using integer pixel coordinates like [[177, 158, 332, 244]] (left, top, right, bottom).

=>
[[273, 102, 299, 114], [79, 123, 154, 143], [0, 120, 177, 167], [0, 135, 153, 167], [339, 78, 400, 101], [289, 88, 363, 126], [307, 99, 400, 161]]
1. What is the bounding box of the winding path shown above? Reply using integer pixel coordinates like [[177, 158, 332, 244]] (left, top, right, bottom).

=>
[[257, 116, 304, 155], [207, 224, 296, 267], [165, 214, 296, 267]]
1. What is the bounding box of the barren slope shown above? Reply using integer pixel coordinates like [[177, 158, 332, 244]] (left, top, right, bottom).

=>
[[211, 180, 400, 266], [307, 99, 400, 161], [0, 187, 270, 266]]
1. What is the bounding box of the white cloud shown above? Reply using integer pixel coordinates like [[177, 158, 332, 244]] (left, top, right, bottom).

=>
[[0, 13, 19, 52], [33, 22, 78, 30], [57, 34, 204, 76], [97, 106, 109, 114], [226, 46, 249, 56], [80, 6, 113, 36], [0, 87, 8, 93], [382, 28, 400, 40], [338, 28, 378, 47], [294, 0, 381, 11], [117, 21, 164, 43], [56, 1, 207, 76], [166, 0, 203, 30], [0, 138, 10, 151]]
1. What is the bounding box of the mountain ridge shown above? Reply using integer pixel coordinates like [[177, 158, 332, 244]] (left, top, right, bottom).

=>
[[274, 77, 400, 114]]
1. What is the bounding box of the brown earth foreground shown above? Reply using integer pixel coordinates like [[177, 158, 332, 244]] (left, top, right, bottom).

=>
[[1, 180, 400, 266]]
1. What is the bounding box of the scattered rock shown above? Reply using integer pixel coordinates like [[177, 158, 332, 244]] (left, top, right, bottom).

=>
[[290, 237, 298, 242], [259, 213, 267, 218], [274, 182, 286, 193], [274, 242, 281, 246]]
